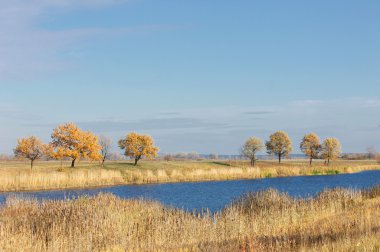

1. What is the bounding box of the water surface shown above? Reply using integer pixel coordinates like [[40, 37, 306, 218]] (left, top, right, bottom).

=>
[[1, 171, 380, 213]]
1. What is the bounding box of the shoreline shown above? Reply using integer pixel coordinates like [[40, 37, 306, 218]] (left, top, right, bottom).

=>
[[2, 185, 380, 251], [1, 166, 379, 194]]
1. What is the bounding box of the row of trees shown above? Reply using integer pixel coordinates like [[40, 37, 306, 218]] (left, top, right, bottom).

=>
[[241, 131, 341, 166], [14, 123, 159, 169], [13, 124, 343, 169]]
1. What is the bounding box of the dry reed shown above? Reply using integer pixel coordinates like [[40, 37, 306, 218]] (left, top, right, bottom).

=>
[[0, 160, 379, 192], [1, 185, 380, 251]]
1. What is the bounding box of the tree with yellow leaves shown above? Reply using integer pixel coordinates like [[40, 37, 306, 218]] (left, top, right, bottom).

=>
[[50, 123, 102, 167], [300, 132, 321, 165], [118, 132, 159, 166], [266, 131, 292, 163], [240, 137, 264, 166], [14, 136, 48, 169], [321, 138, 341, 165]]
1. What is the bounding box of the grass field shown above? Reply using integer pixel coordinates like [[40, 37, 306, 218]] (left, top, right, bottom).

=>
[[0, 159, 379, 192], [1, 185, 380, 251]]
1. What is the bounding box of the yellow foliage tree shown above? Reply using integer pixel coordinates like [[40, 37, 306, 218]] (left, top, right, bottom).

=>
[[321, 138, 341, 165], [240, 137, 264, 166], [266, 131, 292, 163], [300, 132, 321, 165], [50, 123, 102, 167], [118, 132, 159, 166], [14, 136, 48, 169]]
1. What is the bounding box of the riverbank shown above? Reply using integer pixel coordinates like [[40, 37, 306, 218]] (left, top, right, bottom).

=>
[[1, 185, 380, 251], [0, 160, 379, 192]]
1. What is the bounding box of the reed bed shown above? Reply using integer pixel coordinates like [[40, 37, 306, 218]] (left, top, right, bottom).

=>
[[0, 160, 379, 192], [0, 161, 124, 191], [1, 186, 380, 251]]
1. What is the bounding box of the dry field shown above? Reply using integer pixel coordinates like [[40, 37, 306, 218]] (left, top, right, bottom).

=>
[[0, 159, 379, 192], [0, 185, 380, 251]]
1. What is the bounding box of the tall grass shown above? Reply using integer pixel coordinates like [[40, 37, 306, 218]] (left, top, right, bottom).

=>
[[1, 185, 380, 251], [0, 160, 379, 192], [0, 161, 124, 191]]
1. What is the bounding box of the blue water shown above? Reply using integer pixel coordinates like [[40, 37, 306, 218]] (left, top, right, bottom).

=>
[[1, 171, 380, 213]]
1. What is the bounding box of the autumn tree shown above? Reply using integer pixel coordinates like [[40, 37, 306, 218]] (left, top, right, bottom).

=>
[[240, 137, 264, 166], [266, 131, 292, 163], [300, 132, 321, 165], [99, 135, 112, 167], [118, 132, 159, 166], [14, 136, 47, 169], [321, 138, 341, 165], [50, 123, 102, 167]]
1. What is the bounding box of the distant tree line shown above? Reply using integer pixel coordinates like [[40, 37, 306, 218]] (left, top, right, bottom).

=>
[[241, 131, 344, 166], [162, 152, 202, 161], [8, 123, 380, 169]]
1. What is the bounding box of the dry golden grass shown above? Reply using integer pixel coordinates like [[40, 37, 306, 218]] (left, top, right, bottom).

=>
[[1, 185, 380, 251], [0, 161, 124, 192], [0, 159, 379, 192]]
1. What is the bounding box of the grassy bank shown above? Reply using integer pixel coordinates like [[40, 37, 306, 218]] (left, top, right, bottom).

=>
[[1, 186, 380, 251], [0, 160, 379, 192]]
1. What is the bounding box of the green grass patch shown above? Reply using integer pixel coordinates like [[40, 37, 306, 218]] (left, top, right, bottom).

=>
[[264, 173, 273, 178], [311, 170, 322, 175], [326, 170, 340, 175]]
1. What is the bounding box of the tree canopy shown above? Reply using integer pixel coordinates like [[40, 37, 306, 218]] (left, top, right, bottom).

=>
[[321, 138, 341, 165], [50, 123, 102, 167], [118, 132, 159, 166], [14, 136, 47, 169], [266, 131, 292, 163], [300, 132, 321, 165]]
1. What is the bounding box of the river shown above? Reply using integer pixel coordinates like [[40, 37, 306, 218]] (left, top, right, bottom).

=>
[[1, 170, 380, 212]]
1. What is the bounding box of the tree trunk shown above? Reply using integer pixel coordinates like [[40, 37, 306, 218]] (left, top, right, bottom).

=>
[[71, 158, 76, 168], [250, 158, 255, 167], [327, 158, 330, 166], [134, 157, 139, 166], [31, 159, 34, 170], [309, 157, 312, 166], [278, 154, 282, 163], [101, 157, 106, 167]]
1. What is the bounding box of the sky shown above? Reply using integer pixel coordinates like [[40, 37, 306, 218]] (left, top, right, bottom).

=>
[[0, 0, 380, 155]]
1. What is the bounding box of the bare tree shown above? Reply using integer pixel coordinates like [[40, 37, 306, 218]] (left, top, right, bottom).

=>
[[99, 135, 112, 167], [163, 154, 173, 161], [241, 137, 264, 166], [367, 146, 377, 160]]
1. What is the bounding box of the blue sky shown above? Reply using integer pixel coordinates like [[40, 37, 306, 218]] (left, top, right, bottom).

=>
[[0, 0, 379, 154]]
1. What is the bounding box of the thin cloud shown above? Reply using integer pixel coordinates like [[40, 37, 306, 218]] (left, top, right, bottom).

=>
[[5, 97, 380, 154], [0, 104, 43, 121], [24, 118, 224, 132], [158, 112, 182, 116], [244, 110, 276, 115], [0, 1, 180, 81]]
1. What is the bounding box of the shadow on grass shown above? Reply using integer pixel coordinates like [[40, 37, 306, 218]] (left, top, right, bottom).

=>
[[103, 162, 139, 169], [209, 161, 231, 167]]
